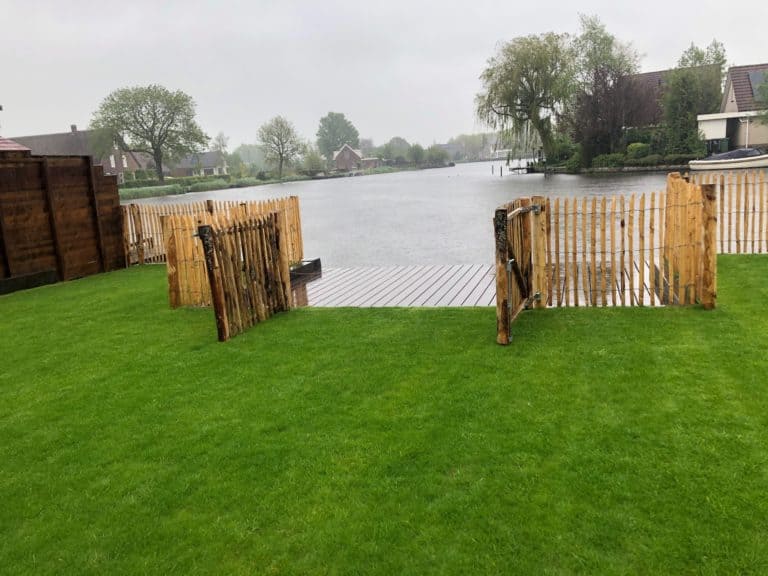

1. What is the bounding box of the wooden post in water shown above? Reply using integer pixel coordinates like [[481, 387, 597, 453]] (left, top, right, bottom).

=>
[[494, 206, 510, 345], [701, 184, 717, 310]]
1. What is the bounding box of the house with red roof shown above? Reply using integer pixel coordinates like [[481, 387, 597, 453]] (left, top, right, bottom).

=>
[[698, 64, 768, 150]]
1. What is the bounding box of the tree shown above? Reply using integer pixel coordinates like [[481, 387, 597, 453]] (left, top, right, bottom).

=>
[[212, 132, 229, 156], [476, 32, 575, 160], [91, 84, 208, 182], [408, 143, 425, 165], [425, 144, 449, 166], [359, 138, 375, 156], [568, 15, 639, 166], [385, 137, 410, 164], [316, 112, 359, 164], [661, 41, 727, 155], [662, 69, 707, 155], [676, 39, 727, 114], [758, 81, 768, 125], [302, 144, 325, 176], [257, 116, 303, 179], [233, 143, 267, 171]]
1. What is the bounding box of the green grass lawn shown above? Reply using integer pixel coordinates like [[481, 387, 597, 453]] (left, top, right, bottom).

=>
[[1, 256, 767, 575]]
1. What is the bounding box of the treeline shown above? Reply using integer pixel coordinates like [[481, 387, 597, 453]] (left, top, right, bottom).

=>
[[476, 14, 736, 171]]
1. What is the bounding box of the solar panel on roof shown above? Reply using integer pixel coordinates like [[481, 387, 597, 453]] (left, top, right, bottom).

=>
[[748, 71, 767, 96]]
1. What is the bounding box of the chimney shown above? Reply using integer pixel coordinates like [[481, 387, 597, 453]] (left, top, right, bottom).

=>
[[70, 124, 77, 133]]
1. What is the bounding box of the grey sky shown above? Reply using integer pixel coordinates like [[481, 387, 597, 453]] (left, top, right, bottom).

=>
[[3, 0, 766, 149]]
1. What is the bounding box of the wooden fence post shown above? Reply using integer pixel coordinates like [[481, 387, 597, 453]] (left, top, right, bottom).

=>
[[198, 225, 229, 341], [85, 161, 106, 272], [274, 211, 292, 309], [494, 206, 510, 345], [701, 183, 717, 310], [40, 158, 66, 280], [161, 216, 181, 308], [531, 195, 547, 309], [129, 203, 145, 265]]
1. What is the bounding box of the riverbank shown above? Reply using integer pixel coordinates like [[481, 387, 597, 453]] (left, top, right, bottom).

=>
[[118, 164, 456, 201]]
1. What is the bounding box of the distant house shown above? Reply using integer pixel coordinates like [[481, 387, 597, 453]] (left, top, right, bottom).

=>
[[622, 65, 721, 129], [333, 144, 362, 171], [698, 63, 768, 150], [170, 151, 228, 178], [333, 143, 381, 171], [10, 125, 151, 183]]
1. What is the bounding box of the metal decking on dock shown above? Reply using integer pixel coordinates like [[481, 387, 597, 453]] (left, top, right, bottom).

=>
[[291, 264, 497, 307]]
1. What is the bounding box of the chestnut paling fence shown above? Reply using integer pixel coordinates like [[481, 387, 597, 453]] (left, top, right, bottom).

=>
[[688, 169, 768, 254], [122, 196, 302, 266], [494, 173, 718, 345]]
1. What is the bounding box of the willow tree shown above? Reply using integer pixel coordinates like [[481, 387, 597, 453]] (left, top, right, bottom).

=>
[[476, 32, 574, 160], [91, 85, 208, 182]]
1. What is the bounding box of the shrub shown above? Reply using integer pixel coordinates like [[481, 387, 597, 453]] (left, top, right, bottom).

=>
[[626, 142, 650, 159], [564, 149, 582, 173], [120, 178, 162, 189], [188, 179, 229, 193], [231, 177, 261, 188], [119, 184, 184, 200], [624, 154, 663, 167], [591, 153, 625, 169]]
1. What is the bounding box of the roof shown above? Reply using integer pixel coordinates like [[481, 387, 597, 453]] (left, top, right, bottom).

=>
[[173, 150, 225, 169], [11, 129, 96, 157], [623, 64, 721, 127], [0, 137, 31, 153], [332, 143, 362, 160], [722, 63, 768, 112]]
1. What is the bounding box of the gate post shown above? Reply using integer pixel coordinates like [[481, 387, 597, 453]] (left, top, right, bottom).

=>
[[531, 195, 547, 309], [494, 206, 510, 345], [701, 183, 717, 309]]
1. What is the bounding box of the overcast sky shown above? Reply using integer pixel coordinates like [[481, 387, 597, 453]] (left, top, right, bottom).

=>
[[3, 0, 766, 149]]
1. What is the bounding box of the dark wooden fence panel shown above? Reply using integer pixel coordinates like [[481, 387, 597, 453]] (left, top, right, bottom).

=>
[[0, 151, 125, 293]]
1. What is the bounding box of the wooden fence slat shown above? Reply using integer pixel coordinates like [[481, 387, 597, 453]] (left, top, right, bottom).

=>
[[600, 197, 607, 306], [610, 196, 616, 306], [563, 198, 569, 307], [638, 193, 645, 306]]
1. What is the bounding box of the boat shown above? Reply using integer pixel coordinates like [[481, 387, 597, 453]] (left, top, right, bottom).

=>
[[689, 147, 768, 170]]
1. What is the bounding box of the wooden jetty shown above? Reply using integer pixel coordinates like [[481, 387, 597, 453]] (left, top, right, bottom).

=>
[[291, 264, 497, 307]]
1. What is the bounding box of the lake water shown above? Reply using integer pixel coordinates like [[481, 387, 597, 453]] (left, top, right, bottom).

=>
[[137, 161, 667, 266]]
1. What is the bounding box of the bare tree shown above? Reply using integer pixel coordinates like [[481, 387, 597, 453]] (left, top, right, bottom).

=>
[[257, 116, 303, 179]]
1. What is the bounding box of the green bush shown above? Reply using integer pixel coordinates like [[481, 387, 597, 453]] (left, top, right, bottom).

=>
[[626, 143, 650, 159], [624, 154, 664, 167], [119, 184, 184, 200], [564, 149, 582, 173], [121, 178, 162, 189], [591, 153, 625, 169], [231, 177, 262, 188], [188, 179, 229, 193]]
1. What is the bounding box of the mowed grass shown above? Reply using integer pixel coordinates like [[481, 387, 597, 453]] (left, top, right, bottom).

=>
[[1, 256, 767, 575]]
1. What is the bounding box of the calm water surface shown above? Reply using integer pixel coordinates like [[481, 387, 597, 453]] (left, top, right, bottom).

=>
[[137, 162, 667, 266]]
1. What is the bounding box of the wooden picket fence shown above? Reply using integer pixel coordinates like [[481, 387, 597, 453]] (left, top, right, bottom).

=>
[[494, 173, 717, 344], [688, 169, 767, 254], [197, 213, 291, 342], [122, 196, 303, 266]]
